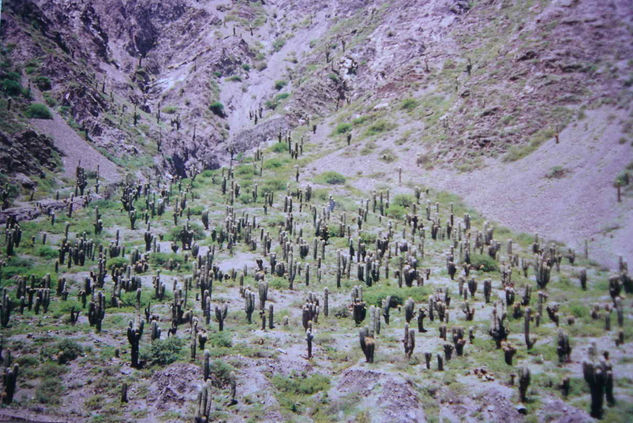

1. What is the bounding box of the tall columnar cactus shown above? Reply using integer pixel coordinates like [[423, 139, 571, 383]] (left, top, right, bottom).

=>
[[244, 289, 255, 324], [556, 330, 572, 363], [0, 289, 12, 328], [404, 298, 415, 323], [258, 280, 268, 310], [2, 363, 19, 404], [518, 367, 531, 402], [127, 320, 144, 369], [306, 326, 314, 359], [88, 291, 106, 333], [323, 287, 329, 317], [195, 382, 212, 423], [524, 307, 536, 349], [502, 341, 517, 365], [583, 361, 607, 418]]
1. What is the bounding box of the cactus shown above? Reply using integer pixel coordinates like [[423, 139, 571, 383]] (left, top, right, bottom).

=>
[[483, 279, 492, 303], [121, 382, 128, 403], [195, 382, 212, 423], [579, 268, 587, 290], [88, 291, 106, 333], [417, 307, 427, 333], [127, 319, 144, 369], [244, 289, 255, 324], [0, 289, 12, 328], [524, 307, 536, 349], [359, 327, 375, 363], [403, 324, 415, 359], [306, 326, 314, 358], [150, 320, 161, 341], [268, 304, 274, 329], [556, 330, 572, 363], [2, 363, 18, 404], [489, 307, 509, 348], [404, 298, 415, 323], [502, 341, 517, 365], [583, 361, 608, 418], [203, 350, 210, 381], [518, 367, 531, 402], [213, 303, 227, 332], [258, 280, 268, 310], [452, 327, 466, 356], [323, 287, 329, 317]]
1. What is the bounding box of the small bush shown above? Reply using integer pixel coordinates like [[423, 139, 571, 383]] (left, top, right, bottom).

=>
[[545, 166, 568, 179], [47, 339, 83, 364], [334, 123, 352, 134], [262, 178, 287, 194], [272, 38, 285, 52], [209, 331, 232, 348], [36, 378, 64, 404], [364, 286, 430, 307], [36, 245, 58, 259], [25, 103, 52, 119], [147, 337, 185, 366], [167, 223, 205, 243], [209, 101, 225, 117], [270, 142, 289, 153], [209, 359, 235, 386], [392, 194, 414, 208], [162, 106, 178, 114], [227, 75, 241, 82], [386, 204, 406, 219], [264, 158, 289, 169], [470, 254, 499, 272], [364, 119, 395, 136], [1, 79, 23, 96], [242, 63, 251, 71], [34, 75, 52, 91], [316, 171, 346, 185], [274, 80, 287, 90], [401, 98, 419, 111], [272, 373, 330, 395]]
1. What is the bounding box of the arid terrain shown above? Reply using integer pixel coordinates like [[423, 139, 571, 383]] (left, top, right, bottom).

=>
[[0, 0, 632, 422]]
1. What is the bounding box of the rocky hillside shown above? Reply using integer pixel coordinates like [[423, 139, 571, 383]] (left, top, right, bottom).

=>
[[0, 1, 632, 422]]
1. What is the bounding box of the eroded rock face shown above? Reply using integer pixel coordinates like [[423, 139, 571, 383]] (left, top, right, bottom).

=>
[[0, 130, 61, 178]]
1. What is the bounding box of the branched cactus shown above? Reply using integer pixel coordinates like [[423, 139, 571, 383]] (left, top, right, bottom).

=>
[[404, 298, 415, 323], [214, 303, 227, 331], [195, 381, 212, 423], [402, 323, 415, 359], [502, 341, 517, 365]]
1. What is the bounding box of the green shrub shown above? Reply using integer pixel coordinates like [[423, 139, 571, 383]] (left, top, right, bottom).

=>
[[401, 98, 419, 110], [392, 194, 414, 208], [36, 377, 64, 404], [44, 339, 83, 364], [209, 101, 225, 117], [275, 92, 289, 101], [106, 256, 128, 271], [327, 73, 339, 82], [470, 254, 498, 272], [316, 171, 346, 185], [227, 75, 241, 82], [1, 79, 23, 96], [334, 123, 352, 134], [272, 373, 330, 395], [147, 337, 185, 366], [162, 106, 178, 114], [272, 38, 285, 52], [209, 331, 232, 348], [263, 158, 289, 169], [25, 103, 52, 119], [386, 204, 406, 219], [167, 223, 205, 243], [209, 359, 235, 386], [242, 63, 251, 71], [274, 80, 287, 90], [34, 75, 51, 91], [269, 142, 289, 153], [262, 178, 287, 194], [364, 119, 395, 136], [36, 245, 58, 259], [363, 285, 430, 307]]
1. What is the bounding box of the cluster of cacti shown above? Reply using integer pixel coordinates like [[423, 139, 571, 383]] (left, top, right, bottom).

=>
[[127, 319, 144, 369]]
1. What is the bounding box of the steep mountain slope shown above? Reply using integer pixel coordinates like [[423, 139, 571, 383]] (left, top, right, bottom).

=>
[[0, 0, 632, 264]]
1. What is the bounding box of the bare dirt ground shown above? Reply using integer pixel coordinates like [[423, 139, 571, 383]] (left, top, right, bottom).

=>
[[28, 88, 121, 183]]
